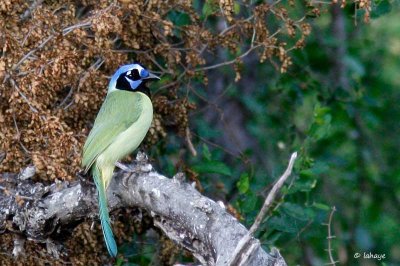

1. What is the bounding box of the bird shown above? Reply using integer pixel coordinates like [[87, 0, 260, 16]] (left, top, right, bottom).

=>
[[81, 63, 160, 257]]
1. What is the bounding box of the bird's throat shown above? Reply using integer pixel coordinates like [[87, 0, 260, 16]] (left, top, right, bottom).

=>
[[136, 84, 151, 98], [115, 77, 151, 98]]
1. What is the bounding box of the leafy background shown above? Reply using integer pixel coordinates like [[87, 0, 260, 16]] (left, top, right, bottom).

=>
[[1, 0, 399, 265]]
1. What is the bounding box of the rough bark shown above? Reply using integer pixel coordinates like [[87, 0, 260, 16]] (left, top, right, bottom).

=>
[[0, 153, 286, 266]]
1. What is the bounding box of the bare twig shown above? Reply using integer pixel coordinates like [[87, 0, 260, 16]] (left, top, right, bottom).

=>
[[62, 21, 92, 36], [7, 2, 116, 80], [324, 206, 339, 265], [219, 15, 255, 36], [9, 78, 38, 113], [63, 1, 117, 36], [11, 34, 55, 72], [185, 127, 197, 157], [228, 152, 297, 266], [194, 26, 281, 73], [142, 52, 172, 75], [12, 113, 31, 155], [20, 0, 44, 21], [192, 132, 240, 158], [57, 57, 104, 110], [250, 152, 298, 234], [20, 25, 37, 46], [153, 69, 187, 95], [194, 44, 263, 72], [77, 57, 105, 89]]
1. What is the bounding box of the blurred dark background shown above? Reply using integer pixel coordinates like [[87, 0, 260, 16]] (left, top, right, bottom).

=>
[[153, 2, 400, 265]]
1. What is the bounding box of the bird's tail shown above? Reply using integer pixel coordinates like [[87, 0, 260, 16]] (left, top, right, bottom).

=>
[[92, 165, 118, 257]]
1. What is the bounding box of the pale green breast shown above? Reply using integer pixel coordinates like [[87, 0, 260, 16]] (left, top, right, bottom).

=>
[[82, 91, 153, 172], [98, 92, 153, 165]]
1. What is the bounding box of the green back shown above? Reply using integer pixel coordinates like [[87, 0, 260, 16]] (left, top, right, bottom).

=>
[[82, 90, 142, 172]]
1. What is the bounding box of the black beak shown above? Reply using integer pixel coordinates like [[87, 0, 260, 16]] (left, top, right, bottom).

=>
[[142, 72, 160, 81]]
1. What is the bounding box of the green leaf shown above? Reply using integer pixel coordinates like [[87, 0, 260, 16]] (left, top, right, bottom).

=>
[[371, 0, 392, 18], [241, 192, 258, 212], [288, 179, 317, 194], [281, 203, 314, 221], [115, 258, 124, 266], [202, 0, 218, 17], [312, 202, 330, 211], [202, 144, 212, 161], [167, 11, 191, 26], [193, 161, 232, 176], [308, 105, 332, 140], [268, 215, 298, 233], [234, 2, 241, 15], [299, 162, 329, 179], [237, 173, 250, 194], [263, 231, 283, 244]]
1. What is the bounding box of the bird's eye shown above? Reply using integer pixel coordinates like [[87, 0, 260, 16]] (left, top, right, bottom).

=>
[[127, 69, 141, 81], [140, 69, 149, 78]]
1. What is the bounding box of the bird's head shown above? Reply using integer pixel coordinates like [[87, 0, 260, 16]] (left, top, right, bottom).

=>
[[108, 63, 160, 96]]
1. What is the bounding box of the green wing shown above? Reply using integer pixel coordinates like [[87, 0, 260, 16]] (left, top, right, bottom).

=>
[[82, 90, 142, 172]]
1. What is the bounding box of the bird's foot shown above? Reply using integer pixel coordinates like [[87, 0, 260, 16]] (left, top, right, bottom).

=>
[[115, 161, 134, 172], [77, 170, 93, 185]]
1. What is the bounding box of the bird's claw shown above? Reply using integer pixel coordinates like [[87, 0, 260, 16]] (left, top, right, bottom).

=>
[[122, 174, 130, 188], [115, 161, 134, 172]]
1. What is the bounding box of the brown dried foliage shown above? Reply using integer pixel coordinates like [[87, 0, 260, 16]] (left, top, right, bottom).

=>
[[0, 0, 312, 181]]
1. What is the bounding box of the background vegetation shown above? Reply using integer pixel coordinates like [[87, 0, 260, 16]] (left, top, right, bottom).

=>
[[0, 0, 399, 265]]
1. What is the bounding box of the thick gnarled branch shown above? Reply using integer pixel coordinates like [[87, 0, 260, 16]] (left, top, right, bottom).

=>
[[0, 154, 287, 266]]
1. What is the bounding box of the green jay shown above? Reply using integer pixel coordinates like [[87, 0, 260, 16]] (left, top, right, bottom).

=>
[[82, 63, 160, 257]]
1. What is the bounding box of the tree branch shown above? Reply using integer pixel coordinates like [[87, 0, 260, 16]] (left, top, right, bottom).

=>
[[325, 206, 338, 265], [249, 152, 298, 234], [0, 153, 287, 266], [228, 152, 297, 266]]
